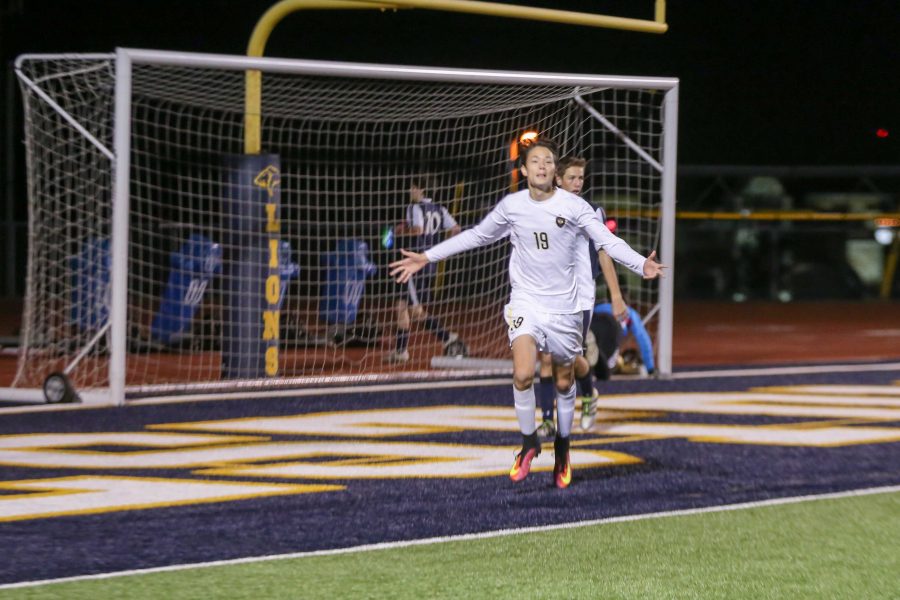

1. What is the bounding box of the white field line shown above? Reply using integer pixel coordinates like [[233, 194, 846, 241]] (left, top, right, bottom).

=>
[[2, 484, 898, 591], [128, 377, 512, 405]]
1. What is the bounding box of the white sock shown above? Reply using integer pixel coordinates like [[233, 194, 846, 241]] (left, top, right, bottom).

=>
[[513, 385, 537, 435], [556, 383, 576, 437]]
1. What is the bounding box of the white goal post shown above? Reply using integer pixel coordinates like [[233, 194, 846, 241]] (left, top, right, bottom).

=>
[[11, 48, 678, 405]]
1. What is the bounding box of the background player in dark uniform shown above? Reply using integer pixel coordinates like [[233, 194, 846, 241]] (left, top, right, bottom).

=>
[[386, 175, 462, 364]]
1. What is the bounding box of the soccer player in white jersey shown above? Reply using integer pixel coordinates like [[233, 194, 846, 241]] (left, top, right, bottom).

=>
[[386, 175, 462, 364], [555, 156, 629, 431], [390, 140, 664, 488]]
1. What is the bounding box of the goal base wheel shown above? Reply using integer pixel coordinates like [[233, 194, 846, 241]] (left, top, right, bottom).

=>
[[43, 372, 81, 404]]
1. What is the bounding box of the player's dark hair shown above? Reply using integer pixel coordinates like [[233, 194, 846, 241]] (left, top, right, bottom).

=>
[[410, 173, 436, 197], [518, 139, 559, 168]]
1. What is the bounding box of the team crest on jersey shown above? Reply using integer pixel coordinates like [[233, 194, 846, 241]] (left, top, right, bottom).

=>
[[555, 216, 566, 227]]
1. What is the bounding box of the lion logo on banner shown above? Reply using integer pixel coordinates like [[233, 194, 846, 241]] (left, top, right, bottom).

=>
[[253, 165, 281, 199]]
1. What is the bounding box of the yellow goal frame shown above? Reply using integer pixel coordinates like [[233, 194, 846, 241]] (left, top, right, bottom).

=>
[[244, 0, 668, 153]]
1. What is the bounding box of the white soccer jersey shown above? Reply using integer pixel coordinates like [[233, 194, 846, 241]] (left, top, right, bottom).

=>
[[425, 188, 645, 313]]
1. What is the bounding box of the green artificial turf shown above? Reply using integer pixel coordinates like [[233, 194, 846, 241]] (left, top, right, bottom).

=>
[[4, 491, 897, 600]]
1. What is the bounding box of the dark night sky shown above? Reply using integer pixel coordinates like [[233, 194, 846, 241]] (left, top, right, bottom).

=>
[[2, 0, 899, 165]]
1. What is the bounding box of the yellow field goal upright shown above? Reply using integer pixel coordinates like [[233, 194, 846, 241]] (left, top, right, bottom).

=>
[[244, 0, 669, 154]]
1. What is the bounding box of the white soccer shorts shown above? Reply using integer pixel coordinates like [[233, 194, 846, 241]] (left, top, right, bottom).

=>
[[504, 303, 583, 364]]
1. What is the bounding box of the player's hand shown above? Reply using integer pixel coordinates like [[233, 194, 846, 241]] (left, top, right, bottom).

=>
[[642, 251, 666, 280], [389, 249, 429, 283], [611, 296, 629, 322]]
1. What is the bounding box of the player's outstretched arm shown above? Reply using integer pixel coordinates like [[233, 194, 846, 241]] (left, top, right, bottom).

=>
[[389, 249, 430, 283], [642, 251, 666, 280], [598, 250, 628, 321]]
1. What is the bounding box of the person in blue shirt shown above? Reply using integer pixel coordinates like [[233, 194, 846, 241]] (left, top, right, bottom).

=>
[[594, 302, 655, 375]]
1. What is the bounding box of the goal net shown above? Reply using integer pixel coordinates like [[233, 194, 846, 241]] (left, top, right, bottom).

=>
[[12, 49, 677, 403]]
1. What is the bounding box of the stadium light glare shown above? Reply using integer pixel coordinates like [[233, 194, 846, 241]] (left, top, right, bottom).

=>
[[519, 130, 539, 145], [874, 227, 895, 245]]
